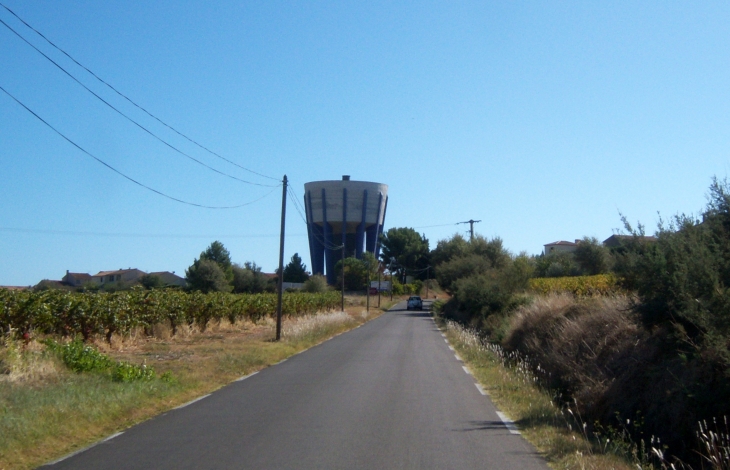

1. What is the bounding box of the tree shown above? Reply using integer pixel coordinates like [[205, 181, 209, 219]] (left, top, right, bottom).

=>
[[431, 233, 469, 267], [139, 273, 164, 289], [379, 227, 430, 280], [335, 257, 370, 291], [282, 253, 309, 283], [573, 237, 611, 275], [199, 241, 233, 283], [232, 262, 269, 293], [185, 258, 231, 293], [534, 251, 581, 278]]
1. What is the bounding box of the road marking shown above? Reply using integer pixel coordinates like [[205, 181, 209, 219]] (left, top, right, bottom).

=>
[[173, 394, 211, 410], [235, 371, 259, 382], [496, 411, 520, 435], [448, 345, 455, 352], [462, 365, 471, 375], [44, 432, 124, 466], [454, 353, 462, 362], [103, 432, 124, 442], [277, 358, 288, 364], [475, 384, 487, 395]]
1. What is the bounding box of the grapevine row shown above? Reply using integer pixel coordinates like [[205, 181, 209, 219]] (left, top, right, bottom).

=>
[[0, 288, 341, 343]]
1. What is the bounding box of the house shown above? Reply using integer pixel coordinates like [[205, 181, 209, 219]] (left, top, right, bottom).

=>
[[543, 240, 579, 256], [602, 234, 658, 248], [62, 271, 92, 287], [91, 268, 146, 285], [150, 271, 187, 287]]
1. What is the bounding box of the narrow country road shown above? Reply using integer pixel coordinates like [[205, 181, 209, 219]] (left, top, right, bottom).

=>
[[44, 301, 548, 469]]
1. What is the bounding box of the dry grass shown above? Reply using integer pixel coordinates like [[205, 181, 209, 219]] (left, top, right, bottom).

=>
[[0, 338, 65, 385], [502, 294, 641, 411], [439, 317, 641, 470], [0, 300, 383, 469]]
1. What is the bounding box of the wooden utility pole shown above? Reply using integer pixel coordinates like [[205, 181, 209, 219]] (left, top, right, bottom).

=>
[[377, 267, 381, 308], [457, 219, 482, 241], [341, 244, 345, 312], [275, 175, 287, 341]]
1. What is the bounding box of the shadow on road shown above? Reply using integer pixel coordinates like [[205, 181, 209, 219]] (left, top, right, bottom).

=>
[[454, 420, 512, 432]]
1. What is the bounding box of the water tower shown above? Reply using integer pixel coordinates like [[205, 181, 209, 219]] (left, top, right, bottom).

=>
[[304, 176, 388, 284]]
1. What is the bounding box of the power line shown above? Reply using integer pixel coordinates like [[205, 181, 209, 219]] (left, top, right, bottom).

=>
[[413, 222, 460, 229], [287, 185, 343, 251], [0, 85, 279, 209], [0, 15, 277, 188], [1, 3, 279, 183]]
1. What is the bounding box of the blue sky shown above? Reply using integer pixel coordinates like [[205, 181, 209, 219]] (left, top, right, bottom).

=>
[[1, 1, 729, 286]]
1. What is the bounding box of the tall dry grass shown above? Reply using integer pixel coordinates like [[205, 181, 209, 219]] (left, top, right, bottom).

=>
[[500, 293, 730, 469], [503, 294, 641, 411]]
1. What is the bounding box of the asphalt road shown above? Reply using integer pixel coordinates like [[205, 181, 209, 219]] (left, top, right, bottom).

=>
[[44, 300, 548, 469]]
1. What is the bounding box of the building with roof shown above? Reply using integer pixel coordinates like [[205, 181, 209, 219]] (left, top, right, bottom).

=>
[[543, 240, 579, 256], [62, 271, 93, 287], [91, 268, 146, 285]]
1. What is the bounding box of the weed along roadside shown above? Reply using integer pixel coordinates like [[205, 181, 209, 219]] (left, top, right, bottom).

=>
[[0, 293, 385, 470], [433, 313, 642, 470]]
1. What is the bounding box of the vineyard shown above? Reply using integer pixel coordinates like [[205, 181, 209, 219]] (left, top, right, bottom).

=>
[[0, 288, 341, 343], [528, 273, 620, 296]]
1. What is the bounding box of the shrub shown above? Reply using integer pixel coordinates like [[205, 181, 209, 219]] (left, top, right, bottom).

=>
[[44, 339, 113, 373], [302, 275, 329, 293], [573, 237, 612, 275]]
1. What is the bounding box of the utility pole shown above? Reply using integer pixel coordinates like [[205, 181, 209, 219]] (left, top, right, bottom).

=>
[[366, 258, 370, 313], [377, 264, 381, 308], [341, 244, 345, 312], [426, 266, 430, 298], [275, 175, 287, 341], [457, 219, 482, 242]]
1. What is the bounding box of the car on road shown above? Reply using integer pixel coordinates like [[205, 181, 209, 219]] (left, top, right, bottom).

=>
[[406, 296, 423, 310]]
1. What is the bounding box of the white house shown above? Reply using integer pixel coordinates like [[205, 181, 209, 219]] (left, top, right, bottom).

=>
[[543, 240, 579, 256]]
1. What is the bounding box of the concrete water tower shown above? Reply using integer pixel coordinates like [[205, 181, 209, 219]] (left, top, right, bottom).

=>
[[304, 176, 388, 284]]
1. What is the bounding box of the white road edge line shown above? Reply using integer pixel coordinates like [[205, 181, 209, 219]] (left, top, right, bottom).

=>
[[448, 345, 455, 351], [44, 432, 124, 466], [462, 365, 471, 375], [475, 383, 487, 395], [103, 432, 124, 442], [235, 371, 259, 382], [173, 394, 211, 410], [454, 354, 463, 362], [496, 411, 520, 435]]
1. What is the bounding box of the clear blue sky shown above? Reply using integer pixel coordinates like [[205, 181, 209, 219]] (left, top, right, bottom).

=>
[[1, 1, 729, 286]]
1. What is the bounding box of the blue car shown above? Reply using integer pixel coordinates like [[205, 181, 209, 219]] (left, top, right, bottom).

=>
[[406, 296, 423, 310]]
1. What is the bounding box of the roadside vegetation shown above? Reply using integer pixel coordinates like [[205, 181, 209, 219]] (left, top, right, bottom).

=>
[[429, 178, 730, 469]]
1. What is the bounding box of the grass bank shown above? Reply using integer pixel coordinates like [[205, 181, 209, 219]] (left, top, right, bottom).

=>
[[436, 314, 663, 470], [1, 300, 384, 469]]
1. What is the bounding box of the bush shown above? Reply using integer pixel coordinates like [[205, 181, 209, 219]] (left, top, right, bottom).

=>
[[573, 237, 612, 275], [44, 339, 113, 373], [534, 251, 581, 278], [302, 275, 329, 293]]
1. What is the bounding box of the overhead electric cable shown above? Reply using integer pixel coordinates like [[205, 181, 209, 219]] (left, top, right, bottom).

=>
[[413, 222, 460, 229], [0, 85, 279, 209], [287, 186, 343, 251], [0, 2, 279, 182], [0, 16, 277, 188]]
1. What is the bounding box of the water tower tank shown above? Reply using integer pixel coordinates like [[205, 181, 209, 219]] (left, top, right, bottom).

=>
[[304, 176, 388, 284]]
